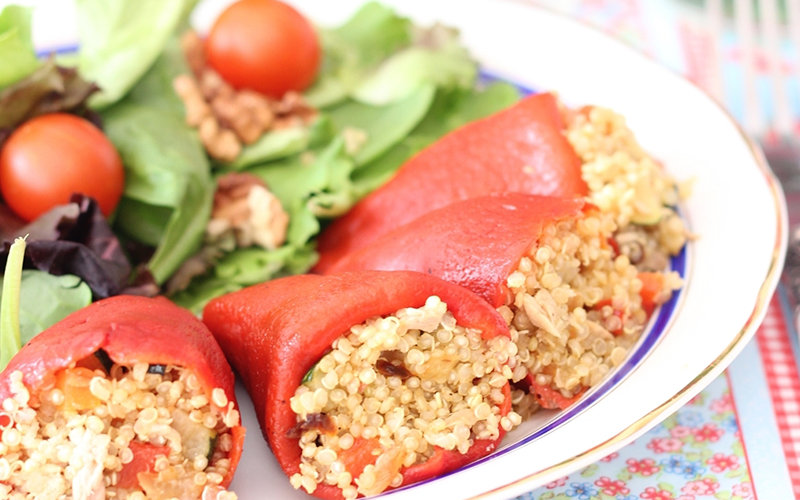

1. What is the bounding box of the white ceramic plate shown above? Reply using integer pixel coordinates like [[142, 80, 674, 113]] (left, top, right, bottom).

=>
[[20, 0, 787, 498]]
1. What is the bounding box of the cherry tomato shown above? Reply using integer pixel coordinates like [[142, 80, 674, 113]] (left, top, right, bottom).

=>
[[205, 0, 321, 98], [0, 113, 125, 222]]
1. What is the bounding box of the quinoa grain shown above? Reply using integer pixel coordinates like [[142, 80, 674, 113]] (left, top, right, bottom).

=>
[[0, 361, 239, 499], [289, 297, 517, 498]]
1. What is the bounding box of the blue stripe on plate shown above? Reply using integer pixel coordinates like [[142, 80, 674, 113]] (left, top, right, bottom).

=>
[[37, 44, 79, 57]]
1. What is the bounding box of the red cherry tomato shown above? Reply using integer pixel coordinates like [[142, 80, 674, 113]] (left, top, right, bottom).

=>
[[0, 113, 125, 222], [205, 0, 321, 98]]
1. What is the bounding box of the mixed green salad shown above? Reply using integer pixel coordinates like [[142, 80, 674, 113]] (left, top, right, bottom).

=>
[[0, 0, 522, 354]]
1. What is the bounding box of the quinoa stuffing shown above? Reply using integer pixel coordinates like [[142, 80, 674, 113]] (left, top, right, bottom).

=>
[[564, 104, 693, 263], [0, 357, 240, 500], [288, 296, 520, 499], [499, 104, 689, 418], [501, 210, 682, 418]]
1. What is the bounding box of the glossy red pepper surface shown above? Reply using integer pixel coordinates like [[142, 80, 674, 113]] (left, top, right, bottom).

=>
[[325, 194, 586, 308], [0, 295, 245, 487], [314, 92, 587, 273], [202, 270, 511, 500]]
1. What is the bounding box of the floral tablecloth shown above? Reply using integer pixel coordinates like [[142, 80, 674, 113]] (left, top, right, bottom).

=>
[[519, 375, 753, 500]]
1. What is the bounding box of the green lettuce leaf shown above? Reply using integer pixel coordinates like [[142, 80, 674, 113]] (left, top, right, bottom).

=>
[[332, 2, 411, 66], [413, 80, 522, 139], [172, 243, 317, 315], [0, 6, 39, 89], [351, 45, 475, 106], [326, 84, 435, 166], [76, 0, 198, 109], [307, 5, 476, 109], [103, 37, 214, 284], [351, 82, 521, 197], [305, 2, 411, 109], [0, 271, 92, 346], [221, 116, 335, 171], [250, 137, 357, 220]]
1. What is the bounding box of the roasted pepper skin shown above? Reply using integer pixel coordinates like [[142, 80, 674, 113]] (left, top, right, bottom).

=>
[[0, 295, 245, 487], [314, 92, 587, 273], [203, 271, 512, 500], [325, 194, 586, 308]]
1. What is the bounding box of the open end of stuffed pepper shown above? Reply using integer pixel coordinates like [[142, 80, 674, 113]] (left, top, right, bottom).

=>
[[288, 296, 519, 499], [499, 209, 678, 416], [503, 101, 692, 416], [0, 351, 240, 500]]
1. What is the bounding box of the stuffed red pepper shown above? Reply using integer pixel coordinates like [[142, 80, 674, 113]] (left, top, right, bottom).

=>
[[203, 271, 517, 500], [0, 296, 245, 500], [325, 194, 682, 414], [313, 92, 587, 273]]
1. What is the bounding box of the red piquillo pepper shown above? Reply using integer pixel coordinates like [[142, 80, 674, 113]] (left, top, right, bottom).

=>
[[314, 92, 587, 273], [0, 296, 245, 490], [325, 193, 587, 308], [203, 270, 512, 500]]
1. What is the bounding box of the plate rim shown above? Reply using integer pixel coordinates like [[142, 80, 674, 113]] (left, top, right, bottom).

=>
[[459, 1, 787, 498]]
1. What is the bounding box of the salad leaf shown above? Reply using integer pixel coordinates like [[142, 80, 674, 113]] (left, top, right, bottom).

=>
[[249, 137, 358, 220], [351, 82, 521, 197], [76, 0, 198, 108], [173, 140, 352, 313], [222, 115, 335, 172], [332, 2, 411, 67], [326, 84, 435, 166], [1, 271, 92, 346], [0, 6, 39, 90], [149, 166, 212, 285], [0, 60, 99, 137], [308, 5, 476, 110], [105, 104, 207, 209], [0, 195, 132, 299], [303, 74, 348, 110], [104, 103, 213, 284], [412, 81, 522, 140], [351, 45, 475, 106], [103, 37, 214, 284], [113, 199, 172, 247], [251, 138, 350, 212], [305, 2, 411, 109], [172, 243, 317, 314], [171, 275, 242, 315], [0, 237, 25, 369]]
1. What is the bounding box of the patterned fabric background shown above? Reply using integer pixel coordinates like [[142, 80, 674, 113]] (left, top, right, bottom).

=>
[[517, 376, 754, 500]]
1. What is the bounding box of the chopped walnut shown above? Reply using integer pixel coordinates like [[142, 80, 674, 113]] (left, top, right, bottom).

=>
[[174, 30, 319, 162], [211, 90, 275, 144], [208, 173, 289, 251], [181, 31, 206, 77], [199, 115, 242, 162], [173, 74, 211, 127]]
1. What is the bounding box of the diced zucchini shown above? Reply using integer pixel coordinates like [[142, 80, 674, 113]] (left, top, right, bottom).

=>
[[171, 409, 217, 461]]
